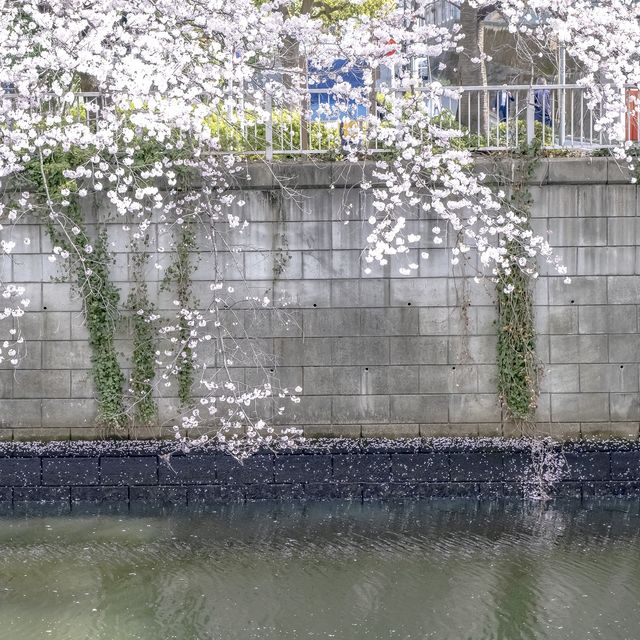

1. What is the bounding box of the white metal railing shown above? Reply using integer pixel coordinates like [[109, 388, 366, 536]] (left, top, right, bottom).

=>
[[266, 84, 640, 156], [427, 84, 639, 151], [2, 85, 639, 158]]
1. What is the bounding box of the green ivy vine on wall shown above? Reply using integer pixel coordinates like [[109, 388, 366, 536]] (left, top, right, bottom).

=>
[[496, 142, 543, 427], [19, 126, 201, 435], [26, 150, 127, 434], [127, 237, 158, 429], [162, 220, 198, 406]]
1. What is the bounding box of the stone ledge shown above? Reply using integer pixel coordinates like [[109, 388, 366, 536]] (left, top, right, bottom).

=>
[[8, 420, 640, 442], [2, 435, 640, 458], [232, 159, 626, 190]]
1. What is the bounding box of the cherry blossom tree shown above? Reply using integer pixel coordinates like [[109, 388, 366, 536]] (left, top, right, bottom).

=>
[[0, 0, 637, 460]]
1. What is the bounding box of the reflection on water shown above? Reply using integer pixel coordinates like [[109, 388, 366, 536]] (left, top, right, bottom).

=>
[[1, 500, 640, 639]]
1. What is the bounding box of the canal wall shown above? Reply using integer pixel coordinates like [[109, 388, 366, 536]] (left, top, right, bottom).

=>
[[1, 157, 639, 441], [0, 439, 639, 511]]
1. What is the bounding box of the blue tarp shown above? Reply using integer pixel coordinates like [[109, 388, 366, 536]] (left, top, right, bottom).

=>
[[309, 93, 368, 121], [308, 59, 365, 89], [308, 59, 367, 121]]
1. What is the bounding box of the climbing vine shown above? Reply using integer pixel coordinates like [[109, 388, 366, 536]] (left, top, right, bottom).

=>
[[25, 151, 127, 435], [81, 228, 127, 433], [162, 221, 198, 406], [496, 141, 543, 427], [127, 238, 158, 429], [497, 238, 538, 422]]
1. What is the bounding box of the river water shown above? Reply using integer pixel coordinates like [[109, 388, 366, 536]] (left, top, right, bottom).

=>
[[1, 499, 639, 639]]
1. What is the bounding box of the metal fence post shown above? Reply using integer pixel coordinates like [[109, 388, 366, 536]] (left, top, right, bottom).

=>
[[558, 87, 566, 146], [558, 46, 566, 146], [265, 93, 273, 161], [526, 88, 535, 144]]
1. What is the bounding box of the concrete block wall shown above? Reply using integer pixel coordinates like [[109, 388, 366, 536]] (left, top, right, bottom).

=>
[[1, 158, 639, 440], [529, 160, 640, 441]]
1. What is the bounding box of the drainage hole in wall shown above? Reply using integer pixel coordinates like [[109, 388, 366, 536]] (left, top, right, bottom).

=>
[[570, 300, 575, 304], [313, 303, 317, 308]]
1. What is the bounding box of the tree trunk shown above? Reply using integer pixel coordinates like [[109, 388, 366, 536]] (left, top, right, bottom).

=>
[[478, 21, 490, 139], [78, 72, 100, 129], [280, 0, 313, 151], [298, 52, 310, 151], [457, 1, 494, 139]]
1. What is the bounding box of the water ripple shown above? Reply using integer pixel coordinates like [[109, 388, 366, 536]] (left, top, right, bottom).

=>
[[1, 500, 640, 639]]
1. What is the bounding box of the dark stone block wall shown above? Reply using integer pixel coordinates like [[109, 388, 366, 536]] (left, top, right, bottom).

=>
[[0, 438, 639, 513]]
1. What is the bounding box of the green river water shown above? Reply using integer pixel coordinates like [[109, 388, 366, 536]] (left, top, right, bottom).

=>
[[1, 500, 639, 639]]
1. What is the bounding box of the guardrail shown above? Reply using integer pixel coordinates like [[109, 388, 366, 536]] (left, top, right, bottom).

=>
[[2, 84, 638, 158], [266, 84, 639, 157], [432, 84, 639, 151]]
